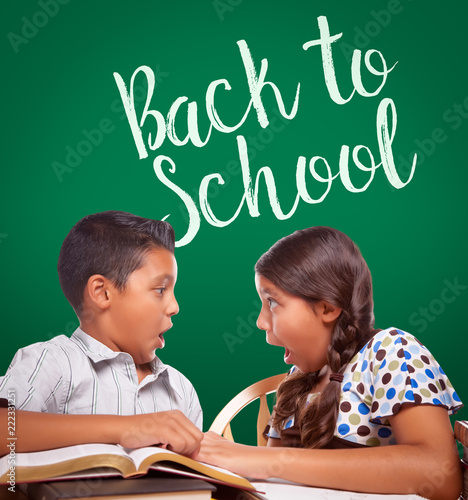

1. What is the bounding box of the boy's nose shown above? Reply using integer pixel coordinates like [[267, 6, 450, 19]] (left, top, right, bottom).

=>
[[168, 294, 179, 316]]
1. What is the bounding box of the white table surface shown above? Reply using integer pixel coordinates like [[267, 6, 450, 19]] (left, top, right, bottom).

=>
[[251, 479, 427, 500]]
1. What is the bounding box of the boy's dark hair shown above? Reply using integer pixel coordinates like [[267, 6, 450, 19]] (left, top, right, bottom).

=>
[[58, 211, 175, 316], [255, 226, 375, 449]]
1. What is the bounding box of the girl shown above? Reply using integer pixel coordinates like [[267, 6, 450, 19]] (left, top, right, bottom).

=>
[[196, 227, 463, 499]]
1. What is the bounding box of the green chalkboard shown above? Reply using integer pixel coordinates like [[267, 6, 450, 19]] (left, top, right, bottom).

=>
[[2, 1, 467, 445]]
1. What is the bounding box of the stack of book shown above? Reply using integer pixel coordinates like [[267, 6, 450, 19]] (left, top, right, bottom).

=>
[[22, 478, 216, 500], [0, 443, 265, 499], [455, 420, 468, 500]]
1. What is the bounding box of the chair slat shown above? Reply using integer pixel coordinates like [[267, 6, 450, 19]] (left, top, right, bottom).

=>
[[209, 373, 286, 446], [257, 395, 270, 446]]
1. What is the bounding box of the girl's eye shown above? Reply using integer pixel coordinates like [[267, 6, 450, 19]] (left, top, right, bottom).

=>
[[267, 298, 278, 309], [155, 287, 166, 296]]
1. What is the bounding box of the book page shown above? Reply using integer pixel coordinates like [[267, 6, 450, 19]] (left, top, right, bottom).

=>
[[0, 444, 132, 480], [124, 447, 254, 490], [127, 446, 247, 480], [124, 446, 167, 468], [151, 463, 258, 490], [0, 444, 137, 484], [17, 444, 128, 468]]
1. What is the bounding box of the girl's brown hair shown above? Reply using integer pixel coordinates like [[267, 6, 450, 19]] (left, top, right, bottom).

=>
[[255, 226, 375, 449]]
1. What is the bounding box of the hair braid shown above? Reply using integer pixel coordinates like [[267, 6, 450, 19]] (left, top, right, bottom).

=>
[[260, 227, 375, 449], [299, 311, 365, 448]]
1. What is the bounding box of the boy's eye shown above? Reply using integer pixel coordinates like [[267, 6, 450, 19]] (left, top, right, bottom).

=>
[[155, 287, 166, 296], [267, 297, 278, 309]]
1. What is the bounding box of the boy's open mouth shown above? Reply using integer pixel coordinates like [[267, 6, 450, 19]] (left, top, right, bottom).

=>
[[156, 325, 172, 348], [156, 332, 165, 348]]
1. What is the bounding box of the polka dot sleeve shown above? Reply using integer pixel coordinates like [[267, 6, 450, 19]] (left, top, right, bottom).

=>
[[369, 329, 462, 423]]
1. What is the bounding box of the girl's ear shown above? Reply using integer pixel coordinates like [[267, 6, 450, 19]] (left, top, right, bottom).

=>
[[85, 274, 112, 311], [319, 301, 342, 324]]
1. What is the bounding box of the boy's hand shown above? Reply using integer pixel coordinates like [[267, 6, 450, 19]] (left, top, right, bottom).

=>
[[119, 410, 203, 456]]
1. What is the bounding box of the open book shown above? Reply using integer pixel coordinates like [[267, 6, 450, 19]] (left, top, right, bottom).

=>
[[0, 443, 256, 492]]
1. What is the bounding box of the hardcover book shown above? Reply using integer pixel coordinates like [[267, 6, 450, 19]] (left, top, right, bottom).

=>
[[21, 477, 216, 500], [0, 443, 255, 492]]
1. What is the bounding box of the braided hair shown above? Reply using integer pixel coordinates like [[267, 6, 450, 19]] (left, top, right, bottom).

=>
[[255, 227, 375, 449]]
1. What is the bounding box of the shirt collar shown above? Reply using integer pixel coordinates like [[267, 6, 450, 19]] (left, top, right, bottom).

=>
[[138, 356, 182, 397], [71, 327, 126, 362], [148, 355, 170, 378], [70, 328, 171, 385]]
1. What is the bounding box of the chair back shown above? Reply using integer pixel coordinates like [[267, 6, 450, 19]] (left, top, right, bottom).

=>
[[209, 373, 286, 446]]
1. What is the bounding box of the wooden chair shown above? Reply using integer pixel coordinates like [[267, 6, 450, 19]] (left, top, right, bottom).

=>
[[209, 373, 286, 446], [454, 421, 468, 500]]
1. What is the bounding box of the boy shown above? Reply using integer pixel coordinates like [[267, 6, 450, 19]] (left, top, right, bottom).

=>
[[0, 211, 202, 456]]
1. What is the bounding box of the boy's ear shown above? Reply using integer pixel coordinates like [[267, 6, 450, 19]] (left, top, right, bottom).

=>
[[318, 301, 342, 324], [85, 274, 112, 311]]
